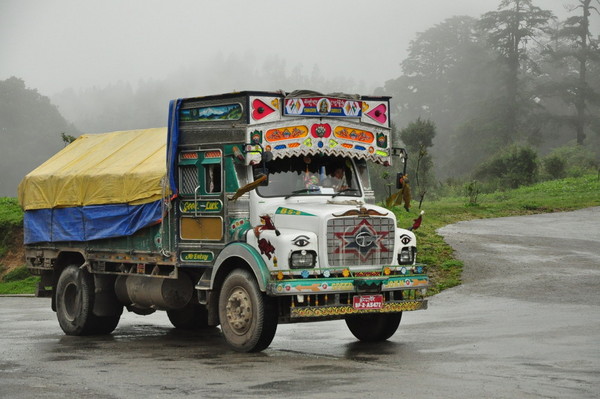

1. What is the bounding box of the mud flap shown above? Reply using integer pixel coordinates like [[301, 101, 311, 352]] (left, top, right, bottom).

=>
[[93, 274, 123, 317]]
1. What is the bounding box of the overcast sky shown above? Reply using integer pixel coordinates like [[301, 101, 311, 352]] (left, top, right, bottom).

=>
[[0, 0, 594, 96]]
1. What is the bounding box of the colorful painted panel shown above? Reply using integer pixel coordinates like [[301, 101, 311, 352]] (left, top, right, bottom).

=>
[[246, 123, 392, 166], [361, 101, 389, 127], [274, 279, 355, 294], [250, 97, 281, 123], [265, 126, 308, 142], [179, 104, 242, 122], [284, 97, 362, 118], [333, 126, 375, 143]]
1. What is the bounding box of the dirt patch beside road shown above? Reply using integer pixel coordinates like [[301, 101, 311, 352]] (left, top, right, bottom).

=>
[[0, 227, 25, 279]]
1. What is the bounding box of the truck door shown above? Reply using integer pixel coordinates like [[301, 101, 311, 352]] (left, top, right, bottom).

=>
[[177, 148, 226, 264]]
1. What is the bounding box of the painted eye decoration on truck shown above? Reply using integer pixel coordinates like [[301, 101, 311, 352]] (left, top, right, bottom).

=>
[[400, 234, 412, 245], [292, 235, 310, 247]]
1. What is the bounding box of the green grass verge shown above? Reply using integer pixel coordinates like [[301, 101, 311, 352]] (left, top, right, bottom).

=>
[[0, 276, 39, 295], [392, 173, 600, 294], [0, 266, 38, 294], [0, 197, 23, 257]]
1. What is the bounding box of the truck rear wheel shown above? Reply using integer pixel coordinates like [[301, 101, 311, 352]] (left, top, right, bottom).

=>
[[56, 265, 120, 335], [345, 312, 402, 342], [56, 265, 96, 335], [90, 315, 121, 335], [218, 269, 278, 352]]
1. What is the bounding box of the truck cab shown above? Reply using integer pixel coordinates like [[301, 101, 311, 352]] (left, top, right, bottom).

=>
[[167, 91, 427, 351]]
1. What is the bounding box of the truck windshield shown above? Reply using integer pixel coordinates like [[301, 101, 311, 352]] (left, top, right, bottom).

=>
[[256, 155, 361, 198]]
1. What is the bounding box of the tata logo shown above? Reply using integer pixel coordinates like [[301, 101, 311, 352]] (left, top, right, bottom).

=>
[[355, 231, 375, 248]]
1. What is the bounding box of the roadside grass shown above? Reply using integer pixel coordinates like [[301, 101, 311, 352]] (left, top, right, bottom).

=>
[[0, 174, 598, 295], [0, 276, 38, 295], [392, 173, 600, 294], [0, 197, 22, 257], [0, 197, 32, 294], [0, 265, 38, 295]]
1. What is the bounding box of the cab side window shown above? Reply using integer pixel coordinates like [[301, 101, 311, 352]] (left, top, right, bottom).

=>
[[204, 163, 221, 193]]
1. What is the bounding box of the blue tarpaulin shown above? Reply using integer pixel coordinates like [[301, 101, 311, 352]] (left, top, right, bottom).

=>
[[167, 99, 182, 195], [23, 200, 162, 244]]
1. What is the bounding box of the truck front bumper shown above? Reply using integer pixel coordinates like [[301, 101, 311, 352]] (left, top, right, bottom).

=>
[[267, 275, 429, 295], [267, 274, 429, 319]]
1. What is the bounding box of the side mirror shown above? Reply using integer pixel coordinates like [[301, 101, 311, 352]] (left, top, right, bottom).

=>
[[254, 169, 269, 186], [262, 151, 273, 163], [258, 150, 272, 186]]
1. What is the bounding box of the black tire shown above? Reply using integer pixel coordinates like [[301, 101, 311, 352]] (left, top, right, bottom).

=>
[[345, 312, 402, 342], [218, 269, 278, 352], [56, 265, 96, 335], [167, 302, 210, 330], [91, 315, 121, 335], [56, 265, 120, 335]]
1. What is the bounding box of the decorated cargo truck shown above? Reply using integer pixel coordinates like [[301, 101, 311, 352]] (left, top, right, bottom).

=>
[[19, 90, 428, 352]]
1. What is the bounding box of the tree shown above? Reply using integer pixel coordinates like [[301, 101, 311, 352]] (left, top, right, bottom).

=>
[[387, 17, 495, 127], [479, 0, 555, 141], [379, 16, 501, 179], [542, 0, 600, 145], [61, 132, 77, 146], [399, 118, 436, 203], [0, 77, 79, 196]]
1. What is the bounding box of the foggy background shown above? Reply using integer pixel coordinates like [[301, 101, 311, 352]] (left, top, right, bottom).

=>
[[1, 0, 598, 198]]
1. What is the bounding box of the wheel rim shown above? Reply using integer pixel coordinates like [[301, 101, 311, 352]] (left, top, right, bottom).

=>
[[63, 282, 81, 322], [225, 286, 253, 335]]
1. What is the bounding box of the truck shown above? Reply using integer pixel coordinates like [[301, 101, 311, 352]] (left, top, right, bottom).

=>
[[19, 90, 428, 352]]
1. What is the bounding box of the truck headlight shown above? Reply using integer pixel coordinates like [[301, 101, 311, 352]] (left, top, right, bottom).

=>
[[398, 247, 415, 265], [290, 250, 316, 269]]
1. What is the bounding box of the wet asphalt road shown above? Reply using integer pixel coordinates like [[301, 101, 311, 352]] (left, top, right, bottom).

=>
[[1, 207, 599, 398]]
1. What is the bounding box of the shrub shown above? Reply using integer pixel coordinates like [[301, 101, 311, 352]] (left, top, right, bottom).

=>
[[542, 155, 567, 180], [464, 180, 480, 204], [0, 197, 24, 258], [2, 266, 31, 282], [545, 143, 598, 177], [473, 145, 539, 189]]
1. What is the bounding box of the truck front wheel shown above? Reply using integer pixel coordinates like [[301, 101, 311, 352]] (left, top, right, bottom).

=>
[[345, 312, 402, 342], [218, 269, 278, 352]]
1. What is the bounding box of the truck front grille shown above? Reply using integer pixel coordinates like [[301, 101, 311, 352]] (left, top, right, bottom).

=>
[[326, 217, 395, 266]]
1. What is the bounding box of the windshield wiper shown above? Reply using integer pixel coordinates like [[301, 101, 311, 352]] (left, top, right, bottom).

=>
[[284, 188, 320, 199], [331, 188, 359, 198]]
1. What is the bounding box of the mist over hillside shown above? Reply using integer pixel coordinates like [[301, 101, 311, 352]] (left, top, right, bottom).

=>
[[2, 1, 599, 200], [51, 55, 370, 134], [0, 77, 79, 197]]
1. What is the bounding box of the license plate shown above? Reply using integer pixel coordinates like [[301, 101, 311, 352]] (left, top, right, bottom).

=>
[[353, 294, 384, 310]]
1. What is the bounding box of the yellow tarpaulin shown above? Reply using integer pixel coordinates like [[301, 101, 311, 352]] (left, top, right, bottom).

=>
[[18, 128, 168, 211]]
